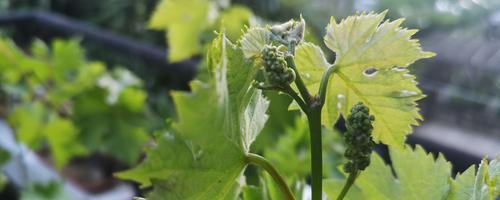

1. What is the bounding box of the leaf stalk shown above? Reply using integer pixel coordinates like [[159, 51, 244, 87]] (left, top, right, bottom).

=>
[[318, 64, 338, 106], [286, 55, 312, 105], [246, 153, 296, 200]]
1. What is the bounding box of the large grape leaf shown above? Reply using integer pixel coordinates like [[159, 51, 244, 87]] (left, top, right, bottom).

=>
[[294, 11, 434, 147], [149, 0, 211, 62], [324, 12, 435, 147], [293, 42, 335, 124], [116, 33, 269, 199], [323, 146, 500, 200], [355, 145, 451, 200]]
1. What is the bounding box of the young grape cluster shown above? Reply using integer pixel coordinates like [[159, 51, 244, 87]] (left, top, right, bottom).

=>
[[261, 45, 295, 87], [343, 102, 375, 173]]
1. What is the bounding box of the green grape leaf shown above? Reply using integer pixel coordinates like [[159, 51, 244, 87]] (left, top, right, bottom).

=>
[[42, 116, 87, 169], [239, 27, 271, 59], [324, 145, 450, 200], [489, 158, 500, 196], [294, 42, 330, 94], [355, 145, 451, 200], [149, 0, 210, 62], [116, 33, 269, 199], [322, 11, 435, 147], [292, 42, 336, 125], [324, 146, 500, 200], [447, 158, 499, 200]]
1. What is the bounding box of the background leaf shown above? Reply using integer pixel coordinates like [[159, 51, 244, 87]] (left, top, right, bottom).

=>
[[149, 0, 210, 62]]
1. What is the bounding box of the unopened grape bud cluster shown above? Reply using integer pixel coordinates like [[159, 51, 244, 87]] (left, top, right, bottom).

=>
[[344, 103, 375, 173], [261, 45, 295, 86]]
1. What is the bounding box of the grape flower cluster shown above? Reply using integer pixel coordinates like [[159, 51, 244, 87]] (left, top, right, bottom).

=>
[[260, 45, 295, 87], [343, 102, 375, 173]]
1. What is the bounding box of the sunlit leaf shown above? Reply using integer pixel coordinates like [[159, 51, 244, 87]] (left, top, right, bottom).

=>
[[323, 11, 435, 147], [324, 146, 500, 200], [149, 0, 211, 62], [116, 33, 269, 199], [218, 6, 255, 41]]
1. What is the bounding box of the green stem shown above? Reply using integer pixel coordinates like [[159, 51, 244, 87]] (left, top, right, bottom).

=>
[[282, 85, 308, 112], [318, 65, 338, 106], [286, 55, 312, 105], [284, 43, 324, 200], [307, 108, 323, 200], [336, 171, 359, 200], [246, 153, 296, 200]]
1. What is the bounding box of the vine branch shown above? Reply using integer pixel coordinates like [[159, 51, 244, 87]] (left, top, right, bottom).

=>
[[318, 64, 338, 106], [246, 153, 296, 200], [285, 54, 312, 105], [306, 107, 323, 200], [282, 85, 308, 112]]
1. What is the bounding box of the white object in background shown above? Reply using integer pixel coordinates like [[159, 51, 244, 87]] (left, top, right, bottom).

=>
[[301, 184, 327, 200]]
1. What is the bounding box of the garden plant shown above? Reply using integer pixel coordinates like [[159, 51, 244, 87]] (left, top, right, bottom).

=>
[[116, 6, 500, 200]]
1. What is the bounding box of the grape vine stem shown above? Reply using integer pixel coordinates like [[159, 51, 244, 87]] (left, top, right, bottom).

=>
[[286, 55, 312, 105], [307, 106, 323, 200], [246, 153, 296, 200], [336, 170, 359, 200]]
